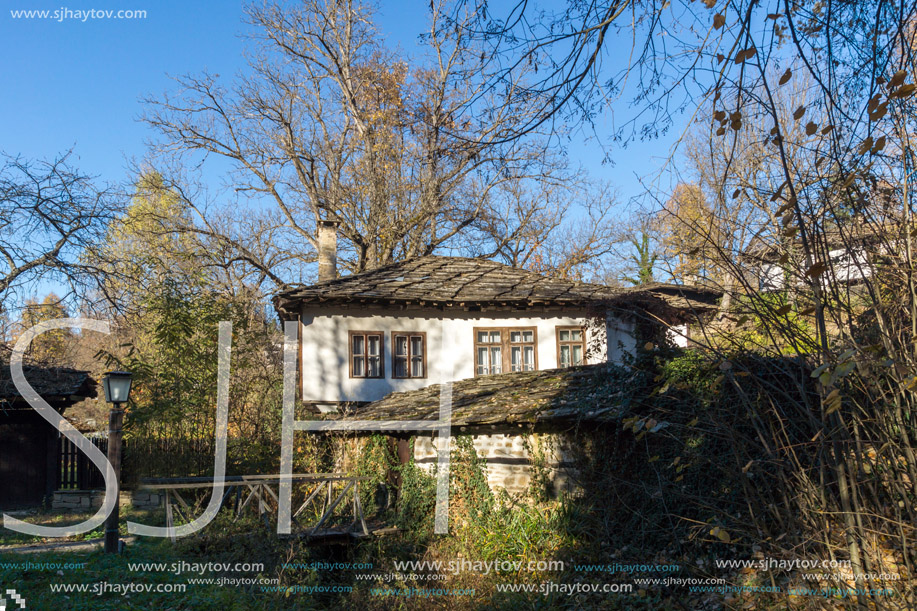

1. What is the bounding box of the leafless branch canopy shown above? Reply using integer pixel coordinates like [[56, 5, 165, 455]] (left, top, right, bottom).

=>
[[0, 151, 119, 311]]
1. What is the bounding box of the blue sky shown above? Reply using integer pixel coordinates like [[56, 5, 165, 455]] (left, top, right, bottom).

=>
[[1, 0, 683, 202], [2, 1, 252, 182], [1, 0, 695, 315]]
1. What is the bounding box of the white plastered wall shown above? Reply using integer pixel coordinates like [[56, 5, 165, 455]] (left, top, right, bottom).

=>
[[299, 306, 629, 405]]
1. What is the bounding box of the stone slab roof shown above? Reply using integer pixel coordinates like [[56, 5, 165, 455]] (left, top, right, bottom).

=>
[[274, 255, 720, 316], [325, 363, 635, 431], [0, 364, 96, 409]]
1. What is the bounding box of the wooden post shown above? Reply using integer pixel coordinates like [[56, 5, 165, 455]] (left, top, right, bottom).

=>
[[45, 428, 58, 505], [394, 437, 411, 503], [385, 437, 401, 491], [104, 406, 124, 554]]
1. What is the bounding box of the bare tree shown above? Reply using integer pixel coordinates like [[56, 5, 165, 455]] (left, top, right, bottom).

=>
[[463, 176, 620, 279], [0, 151, 118, 310], [142, 0, 581, 285]]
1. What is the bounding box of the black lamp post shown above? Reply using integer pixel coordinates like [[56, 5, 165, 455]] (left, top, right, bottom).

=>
[[102, 371, 132, 554]]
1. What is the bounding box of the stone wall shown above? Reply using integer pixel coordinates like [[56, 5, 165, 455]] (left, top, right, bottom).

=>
[[414, 432, 578, 496], [131, 490, 164, 509], [51, 490, 161, 511], [51, 490, 106, 511]]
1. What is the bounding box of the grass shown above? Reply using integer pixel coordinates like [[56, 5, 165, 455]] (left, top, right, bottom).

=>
[[0, 506, 162, 547], [0, 539, 269, 610], [0, 508, 283, 610]]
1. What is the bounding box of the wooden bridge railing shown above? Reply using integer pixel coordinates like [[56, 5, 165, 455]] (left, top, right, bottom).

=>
[[138, 473, 371, 541]]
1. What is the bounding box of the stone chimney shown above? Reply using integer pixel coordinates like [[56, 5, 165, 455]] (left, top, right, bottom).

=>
[[317, 219, 339, 282]]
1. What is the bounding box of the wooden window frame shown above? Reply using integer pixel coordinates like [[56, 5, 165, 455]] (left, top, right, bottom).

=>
[[556, 325, 586, 368], [348, 330, 384, 379], [474, 328, 504, 376], [391, 331, 427, 379], [473, 326, 538, 376]]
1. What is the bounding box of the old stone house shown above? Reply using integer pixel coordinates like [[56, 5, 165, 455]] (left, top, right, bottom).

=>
[[272, 223, 719, 495], [274, 222, 717, 414]]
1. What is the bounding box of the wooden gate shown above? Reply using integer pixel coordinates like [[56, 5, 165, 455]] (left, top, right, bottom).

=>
[[0, 420, 51, 508], [57, 434, 109, 489]]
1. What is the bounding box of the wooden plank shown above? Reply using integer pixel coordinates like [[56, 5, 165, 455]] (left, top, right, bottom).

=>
[[171, 489, 193, 514], [371, 527, 401, 537], [310, 481, 353, 535], [235, 484, 260, 518], [165, 490, 175, 543], [139, 473, 365, 489], [352, 487, 369, 536], [261, 482, 280, 504], [292, 481, 326, 521], [219, 484, 237, 508]]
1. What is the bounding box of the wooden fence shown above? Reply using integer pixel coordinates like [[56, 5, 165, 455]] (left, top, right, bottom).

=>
[[59, 432, 282, 488], [123, 434, 216, 479]]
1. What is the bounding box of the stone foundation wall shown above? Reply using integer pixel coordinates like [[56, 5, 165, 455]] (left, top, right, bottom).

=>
[[131, 490, 164, 509], [414, 432, 579, 496], [51, 490, 161, 511], [51, 490, 106, 511]]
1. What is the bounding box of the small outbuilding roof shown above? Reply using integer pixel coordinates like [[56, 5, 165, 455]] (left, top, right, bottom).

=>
[[0, 364, 96, 409], [274, 255, 720, 316]]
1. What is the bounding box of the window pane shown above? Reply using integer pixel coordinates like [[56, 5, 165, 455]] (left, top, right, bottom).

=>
[[395, 335, 408, 356], [411, 356, 423, 377], [368, 335, 381, 356], [560, 345, 570, 368], [524, 346, 534, 370], [353, 357, 364, 377], [522, 330, 534, 343], [510, 331, 521, 343], [572, 345, 583, 366], [571, 329, 582, 341], [411, 336, 423, 356], [352, 335, 364, 355], [477, 347, 488, 371], [477, 331, 489, 343], [490, 347, 502, 373], [368, 356, 380, 377], [511, 346, 521, 371], [489, 331, 500, 343], [394, 356, 407, 378], [559, 329, 570, 341]]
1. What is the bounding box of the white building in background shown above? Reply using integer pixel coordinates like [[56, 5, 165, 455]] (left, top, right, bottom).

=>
[[755, 246, 880, 292], [273, 222, 719, 412], [745, 219, 902, 293]]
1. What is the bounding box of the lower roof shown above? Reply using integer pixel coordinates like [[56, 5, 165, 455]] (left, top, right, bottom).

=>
[[323, 363, 634, 432]]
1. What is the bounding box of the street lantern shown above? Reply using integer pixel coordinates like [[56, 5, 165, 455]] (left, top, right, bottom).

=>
[[102, 370, 131, 554], [102, 371, 132, 404]]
